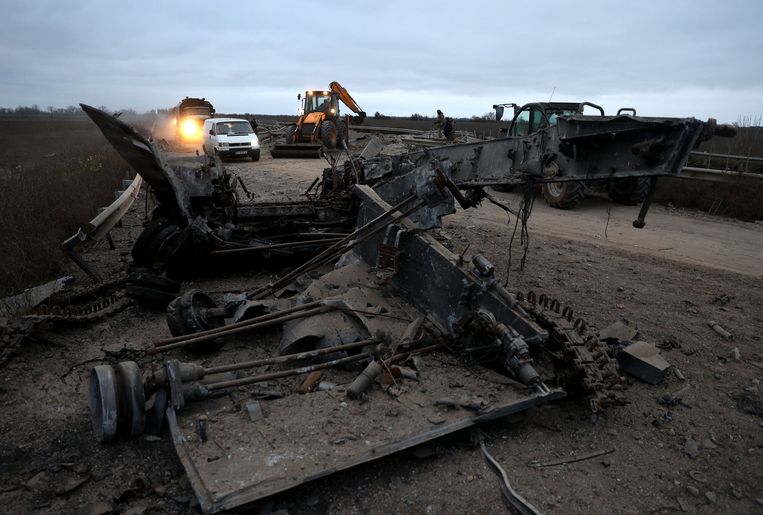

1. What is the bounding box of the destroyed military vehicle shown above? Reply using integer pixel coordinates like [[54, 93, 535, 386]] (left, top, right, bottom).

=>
[[492, 101, 734, 209], [80, 103, 735, 513]]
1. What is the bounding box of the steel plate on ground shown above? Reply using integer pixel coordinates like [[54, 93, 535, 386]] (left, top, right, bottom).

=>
[[167, 356, 564, 513]]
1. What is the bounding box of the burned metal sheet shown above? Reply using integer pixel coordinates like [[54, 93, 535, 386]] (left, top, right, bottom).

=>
[[351, 185, 547, 344], [168, 353, 563, 514]]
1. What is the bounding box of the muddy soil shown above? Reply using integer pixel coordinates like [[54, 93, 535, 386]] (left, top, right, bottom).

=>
[[1, 148, 762, 514]]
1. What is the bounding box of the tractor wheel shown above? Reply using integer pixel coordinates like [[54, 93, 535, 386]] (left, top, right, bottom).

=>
[[320, 120, 337, 149], [336, 119, 348, 149], [541, 181, 585, 209], [284, 124, 297, 144], [607, 177, 651, 205]]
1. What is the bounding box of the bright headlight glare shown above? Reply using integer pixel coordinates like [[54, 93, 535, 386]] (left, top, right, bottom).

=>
[[179, 119, 199, 139]]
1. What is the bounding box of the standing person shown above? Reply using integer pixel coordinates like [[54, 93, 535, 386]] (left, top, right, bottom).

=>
[[443, 117, 455, 142], [434, 109, 445, 138]]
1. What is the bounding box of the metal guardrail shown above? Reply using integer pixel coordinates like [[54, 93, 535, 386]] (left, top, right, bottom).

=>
[[679, 166, 762, 184], [62, 174, 143, 281], [684, 150, 763, 184]]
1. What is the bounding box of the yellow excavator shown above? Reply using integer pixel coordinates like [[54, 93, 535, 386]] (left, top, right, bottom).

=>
[[271, 81, 366, 158]]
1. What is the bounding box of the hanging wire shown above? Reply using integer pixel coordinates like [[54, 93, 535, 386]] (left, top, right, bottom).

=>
[[504, 179, 536, 286]]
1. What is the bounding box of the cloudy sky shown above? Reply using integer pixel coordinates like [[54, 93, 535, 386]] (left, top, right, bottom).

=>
[[1, 0, 761, 122]]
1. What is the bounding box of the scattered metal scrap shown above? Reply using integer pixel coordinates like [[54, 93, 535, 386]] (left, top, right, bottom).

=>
[[480, 437, 543, 515], [76, 104, 738, 513]]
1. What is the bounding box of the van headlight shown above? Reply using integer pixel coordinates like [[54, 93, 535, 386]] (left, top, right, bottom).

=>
[[251, 139, 259, 147]]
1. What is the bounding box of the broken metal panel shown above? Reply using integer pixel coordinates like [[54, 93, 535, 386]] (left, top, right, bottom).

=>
[[617, 341, 671, 385], [360, 115, 732, 194], [352, 185, 547, 344], [80, 104, 176, 200], [168, 357, 564, 514], [81, 105, 223, 224]]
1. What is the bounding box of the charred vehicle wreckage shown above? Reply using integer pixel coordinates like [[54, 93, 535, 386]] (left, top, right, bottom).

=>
[[76, 103, 734, 512]]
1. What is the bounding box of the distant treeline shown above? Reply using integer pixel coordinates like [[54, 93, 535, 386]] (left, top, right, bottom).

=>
[[0, 105, 165, 116]]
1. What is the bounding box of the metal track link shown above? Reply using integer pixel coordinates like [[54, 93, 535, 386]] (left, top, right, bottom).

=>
[[1, 278, 132, 366], [518, 290, 626, 412]]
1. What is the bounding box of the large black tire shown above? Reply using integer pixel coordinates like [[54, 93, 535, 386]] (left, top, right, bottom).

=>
[[251, 149, 260, 161], [145, 225, 182, 267], [336, 119, 348, 149], [541, 181, 585, 209], [132, 218, 168, 264], [284, 124, 297, 144], [320, 120, 337, 149], [607, 177, 651, 205]]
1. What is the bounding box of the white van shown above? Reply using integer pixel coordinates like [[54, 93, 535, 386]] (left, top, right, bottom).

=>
[[202, 118, 260, 161]]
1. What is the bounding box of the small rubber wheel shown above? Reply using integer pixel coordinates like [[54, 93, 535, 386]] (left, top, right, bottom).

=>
[[89, 365, 119, 443], [114, 361, 146, 438]]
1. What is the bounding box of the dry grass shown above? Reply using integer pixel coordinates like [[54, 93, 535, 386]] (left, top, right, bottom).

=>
[[0, 117, 131, 296]]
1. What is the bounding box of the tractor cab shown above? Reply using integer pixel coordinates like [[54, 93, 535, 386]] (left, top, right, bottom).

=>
[[494, 102, 608, 137], [299, 90, 338, 118]]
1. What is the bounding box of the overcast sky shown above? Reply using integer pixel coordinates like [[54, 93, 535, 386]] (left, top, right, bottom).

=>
[[1, 0, 761, 122]]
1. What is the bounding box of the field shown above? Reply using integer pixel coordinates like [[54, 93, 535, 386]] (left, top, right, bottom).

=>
[[0, 115, 132, 296]]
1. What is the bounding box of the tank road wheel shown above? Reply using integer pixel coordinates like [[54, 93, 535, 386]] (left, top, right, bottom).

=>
[[165, 289, 226, 353], [320, 120, 337, 149], [89, 365, 119, 443], [114, 361, 146, 438], [607, 177, 651, 205], [284, 124, 297, 144], [541, 181, 585, 209]]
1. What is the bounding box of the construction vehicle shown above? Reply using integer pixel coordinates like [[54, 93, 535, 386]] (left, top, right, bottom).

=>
[[172, 97, 215, 143], [494, 101, 656, 208], [271, 81, 366, 159]]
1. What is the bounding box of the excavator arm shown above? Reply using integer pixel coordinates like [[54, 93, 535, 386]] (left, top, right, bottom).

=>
[[329, 81, 366, 124]]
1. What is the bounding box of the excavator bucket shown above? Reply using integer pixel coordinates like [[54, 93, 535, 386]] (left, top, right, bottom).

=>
[[270, 143, 323, 159]]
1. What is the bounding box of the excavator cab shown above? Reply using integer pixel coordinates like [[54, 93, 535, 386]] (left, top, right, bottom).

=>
[[272, 82, 366, 159]]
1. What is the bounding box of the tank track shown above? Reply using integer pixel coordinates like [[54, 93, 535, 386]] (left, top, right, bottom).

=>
[[1, 278, 132, 366], [518, 290, 627, 412]]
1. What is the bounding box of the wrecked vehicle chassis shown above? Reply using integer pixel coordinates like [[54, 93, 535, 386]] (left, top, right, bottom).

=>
[[81, 105, 735, 512]]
